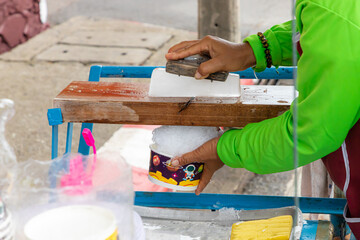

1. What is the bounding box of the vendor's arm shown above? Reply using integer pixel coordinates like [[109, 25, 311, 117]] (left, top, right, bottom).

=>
[[218, 0, 360, 174], [244, 20, 294, 72], [165, 20, 294, 76]]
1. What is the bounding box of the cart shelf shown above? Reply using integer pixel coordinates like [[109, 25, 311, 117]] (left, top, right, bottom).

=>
[[47, 65, 344, 239]]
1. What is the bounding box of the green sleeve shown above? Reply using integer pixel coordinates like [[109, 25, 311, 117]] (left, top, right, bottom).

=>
[[217, 0, 360, 174], [244, 20, 294, 72]]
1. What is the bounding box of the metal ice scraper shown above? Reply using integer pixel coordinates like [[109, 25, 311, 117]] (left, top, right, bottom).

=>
[[166, 54, 229, 82]]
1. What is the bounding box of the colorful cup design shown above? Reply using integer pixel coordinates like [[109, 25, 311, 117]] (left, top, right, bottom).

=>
[[148, 145, 204, 191]]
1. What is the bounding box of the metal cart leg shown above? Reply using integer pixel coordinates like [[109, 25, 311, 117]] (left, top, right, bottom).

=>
[[65, 122, 73, 154], [51, 125, 59, 159], [47, 108, 63, 159]]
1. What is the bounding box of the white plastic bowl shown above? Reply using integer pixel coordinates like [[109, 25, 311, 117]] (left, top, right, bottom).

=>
[[24, 205, 118, 240]]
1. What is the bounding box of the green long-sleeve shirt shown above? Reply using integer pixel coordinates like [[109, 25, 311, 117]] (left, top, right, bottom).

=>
[[217, 0, 360, 174]]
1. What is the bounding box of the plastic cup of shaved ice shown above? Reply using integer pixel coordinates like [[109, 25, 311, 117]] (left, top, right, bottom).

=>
[[148, 126, 220, 191], [148, 144, 204, 191]]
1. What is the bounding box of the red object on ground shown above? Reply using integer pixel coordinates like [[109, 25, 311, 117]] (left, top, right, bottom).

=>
[[0, 14, 26, 47], [240, 79, 254, 85], [123, 124, 161, 130], [132, 167, 172, 192], [0, 0, 48, 54]]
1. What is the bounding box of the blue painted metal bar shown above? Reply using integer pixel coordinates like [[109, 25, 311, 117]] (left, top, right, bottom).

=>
[[51, 125, 58, 159], [100, 66, 161, 78], [300, 220, 318, 240], [134, 192, 346, 215], [65, 122, 73, 154], [47, 108, 63, 159], [331, 214, 347, 238], [234, 67, 294, 80], [99, 66, 295, 79], [88, 65, 103, 82], [47, 108, 63, 126]]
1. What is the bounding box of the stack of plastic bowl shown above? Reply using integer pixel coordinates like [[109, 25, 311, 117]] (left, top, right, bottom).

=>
[[23, 205, 118, 240], [0, 199, 14, 240]]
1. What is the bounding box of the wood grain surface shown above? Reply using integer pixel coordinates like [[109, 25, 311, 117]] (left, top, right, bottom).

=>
[[54, 81, 294, 127]]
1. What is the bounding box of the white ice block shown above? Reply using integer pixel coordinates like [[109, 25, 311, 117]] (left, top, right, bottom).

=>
[[149, 68, 240, 98]]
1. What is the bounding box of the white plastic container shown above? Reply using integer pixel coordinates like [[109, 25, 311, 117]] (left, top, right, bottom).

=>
[[24, 205, 118, 240]]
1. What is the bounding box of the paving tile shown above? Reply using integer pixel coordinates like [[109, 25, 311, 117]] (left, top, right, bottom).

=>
[[61, 30, 172, 50], [36, 44, 152, 65]]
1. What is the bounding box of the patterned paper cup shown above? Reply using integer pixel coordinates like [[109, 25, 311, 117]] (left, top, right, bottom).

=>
[[148, 144, 204, 191]]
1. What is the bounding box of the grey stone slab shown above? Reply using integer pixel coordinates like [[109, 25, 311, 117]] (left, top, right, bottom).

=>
[[35, 44, 152, 65], [61, 30, 172, 50]]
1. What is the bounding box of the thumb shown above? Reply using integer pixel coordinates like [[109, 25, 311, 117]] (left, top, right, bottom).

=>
[[170, 150, 201, 167], [170, 137, 220, 167], [195, 58, 224, 79]]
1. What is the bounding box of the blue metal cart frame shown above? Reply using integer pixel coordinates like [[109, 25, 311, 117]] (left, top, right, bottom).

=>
[[47, 65, 346, 239]]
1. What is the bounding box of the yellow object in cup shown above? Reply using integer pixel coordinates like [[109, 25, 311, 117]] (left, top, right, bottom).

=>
[[106, 229, 118, 240]]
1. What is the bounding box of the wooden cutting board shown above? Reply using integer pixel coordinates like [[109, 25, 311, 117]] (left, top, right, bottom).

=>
[[53, 81, 293, 127]]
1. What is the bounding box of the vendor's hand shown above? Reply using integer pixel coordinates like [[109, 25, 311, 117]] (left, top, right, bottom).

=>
[[170, 137, 224, 195], [165, 36, 256, 79]]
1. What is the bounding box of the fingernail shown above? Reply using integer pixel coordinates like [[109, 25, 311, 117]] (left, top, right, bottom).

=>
[[195, 71, 202, 79], [171, 159, 179, 166]]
